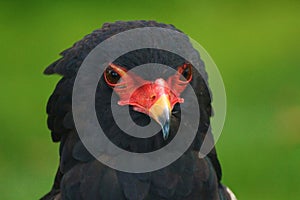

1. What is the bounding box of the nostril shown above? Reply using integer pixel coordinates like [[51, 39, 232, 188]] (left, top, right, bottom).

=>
[[150, 95, 156, 101]]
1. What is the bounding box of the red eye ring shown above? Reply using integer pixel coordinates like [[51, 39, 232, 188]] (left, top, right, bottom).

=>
[[104, 63, 127, 87], [177, 63, 192, 83]]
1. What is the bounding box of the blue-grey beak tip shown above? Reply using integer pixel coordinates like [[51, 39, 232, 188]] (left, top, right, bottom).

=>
[[162, 120, 170, 140]]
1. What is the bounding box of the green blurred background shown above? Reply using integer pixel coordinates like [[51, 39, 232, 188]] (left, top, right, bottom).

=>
[[0, 0, 299, 199]]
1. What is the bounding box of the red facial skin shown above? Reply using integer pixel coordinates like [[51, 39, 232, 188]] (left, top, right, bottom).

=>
[[104, 63, 192, 115]]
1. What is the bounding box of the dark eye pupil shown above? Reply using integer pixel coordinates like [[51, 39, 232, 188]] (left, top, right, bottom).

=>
[[182, 68, 189, 78], [110, 70, 119, 78]]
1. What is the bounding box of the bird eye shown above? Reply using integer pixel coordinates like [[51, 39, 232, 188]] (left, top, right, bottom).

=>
[[104, 65, 123, 86], [178, 63, 192, 82]]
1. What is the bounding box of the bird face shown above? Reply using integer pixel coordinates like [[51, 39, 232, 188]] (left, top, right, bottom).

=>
[[104, 63, 193, 140]]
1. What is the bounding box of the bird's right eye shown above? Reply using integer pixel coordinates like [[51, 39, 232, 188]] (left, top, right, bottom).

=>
[[105, 66, 121, 85], [104, 64, 128, 87]]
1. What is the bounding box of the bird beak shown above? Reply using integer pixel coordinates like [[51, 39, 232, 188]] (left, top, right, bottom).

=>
[[148, 94, 171, 140]]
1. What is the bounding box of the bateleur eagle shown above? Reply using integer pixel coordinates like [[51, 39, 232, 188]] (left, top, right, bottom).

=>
[[41, 20, 237, 200]]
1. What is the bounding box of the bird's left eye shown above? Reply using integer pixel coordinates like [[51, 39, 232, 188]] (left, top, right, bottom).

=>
[[178, 63, 192, 82]]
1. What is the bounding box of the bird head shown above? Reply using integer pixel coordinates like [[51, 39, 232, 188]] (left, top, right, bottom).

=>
[[104, 62, 192, 140]]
